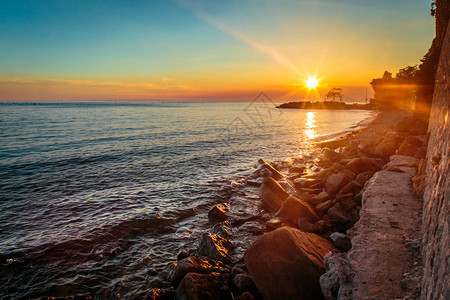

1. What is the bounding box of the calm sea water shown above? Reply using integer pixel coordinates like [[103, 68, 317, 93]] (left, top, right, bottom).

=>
[[0, 101, 374, 298]]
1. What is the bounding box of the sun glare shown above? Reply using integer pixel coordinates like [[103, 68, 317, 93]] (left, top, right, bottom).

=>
[[306, 77, 319, 89]]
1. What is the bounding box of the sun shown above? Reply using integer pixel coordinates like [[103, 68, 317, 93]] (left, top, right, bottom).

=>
[[306, 77, 319, 89]]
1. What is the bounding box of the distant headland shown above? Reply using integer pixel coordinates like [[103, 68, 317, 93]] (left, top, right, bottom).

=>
[[276, 100, 373, 110]]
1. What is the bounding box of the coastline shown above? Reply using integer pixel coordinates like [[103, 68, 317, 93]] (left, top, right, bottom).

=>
[[145, 109, 428, 299]]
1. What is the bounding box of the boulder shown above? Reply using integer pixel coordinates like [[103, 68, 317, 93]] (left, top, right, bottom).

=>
[[147, 289, 176, 300], [258, 159, 283, 180], [403, 135, 424, 147], [373, 132, 404, 158], [289, 165, 305, 174], [232, 274, 257, 295], [208, 203, 229, 221], [244, 227, 333, 300], [328, 205, 351, 224], [259, 177, 289, 212], [212, 221, 233, 239], [293, 178, 321, 189], [175, 272, 231, 300], [236, 292, 255, 300], [414, 146, 427, 159], [198, 232, 232, 263], [325, 173, 350, 195], [322, 148, 343, 163], [346, 158, 376, 174], [397, 141, 417, 156], [265, 217, 285, 231], [177, 249, 190, 261], [330, 232, 352, 251], [278, 179, 296, 194], [315, 199, 336, 216], [275, 195, 320, 223], [355, 172, 373, 186], [309, 191, 331, 206], [169, 256, 224, 286]]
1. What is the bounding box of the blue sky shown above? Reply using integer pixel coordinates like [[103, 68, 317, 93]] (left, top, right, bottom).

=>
[[0, 0, 435, 100]]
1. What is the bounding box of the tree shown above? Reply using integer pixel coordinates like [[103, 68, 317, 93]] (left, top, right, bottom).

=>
[[326, 88, 343, 102], [396, 65, 418, 82]]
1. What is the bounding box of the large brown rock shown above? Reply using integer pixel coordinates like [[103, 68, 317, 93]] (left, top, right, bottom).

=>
[[244, 227, 333, 300], [346, 157, 377, 174], [325, 173, 350, 195], [275, 195, 320, 223], [259, 177, 289, 212], [175, 272, 231, 300], [208, 203, 229, 221], [322, 148, 343, 163]]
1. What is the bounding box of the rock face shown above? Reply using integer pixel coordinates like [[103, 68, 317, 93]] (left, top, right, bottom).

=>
[[244, 227, 333, 300], [259, 177, 289, 212], [175, 272, 231, 300], [421, 27, 449, 300], [198, 232, 232, 263]]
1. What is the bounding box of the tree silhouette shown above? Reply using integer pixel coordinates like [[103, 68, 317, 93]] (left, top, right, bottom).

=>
[[326, 88, 343, 102]]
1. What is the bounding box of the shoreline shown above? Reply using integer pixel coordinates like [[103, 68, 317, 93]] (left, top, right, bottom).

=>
[[146, 109, 428, 299]]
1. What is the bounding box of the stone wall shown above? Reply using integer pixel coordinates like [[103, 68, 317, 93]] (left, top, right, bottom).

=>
[[421, 20, 449, 300]]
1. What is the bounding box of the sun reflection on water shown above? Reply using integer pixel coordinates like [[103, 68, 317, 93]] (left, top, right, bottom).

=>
[[304, 111, 317, 139]]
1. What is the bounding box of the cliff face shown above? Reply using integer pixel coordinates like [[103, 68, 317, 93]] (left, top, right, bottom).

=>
[[421, 19, 449, 300]]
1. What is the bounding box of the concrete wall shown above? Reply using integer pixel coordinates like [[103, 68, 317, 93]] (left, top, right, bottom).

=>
[[421, 20, 449, 300]]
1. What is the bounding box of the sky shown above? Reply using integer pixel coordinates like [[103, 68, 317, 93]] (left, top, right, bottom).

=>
[[0, 0, 435, 101]]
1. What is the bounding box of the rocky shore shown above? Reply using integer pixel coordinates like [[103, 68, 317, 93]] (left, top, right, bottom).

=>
[[41, 111, 429, 300]]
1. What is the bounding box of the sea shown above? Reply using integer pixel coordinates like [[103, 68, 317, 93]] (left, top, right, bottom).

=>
[[0, 100, 375, 299]]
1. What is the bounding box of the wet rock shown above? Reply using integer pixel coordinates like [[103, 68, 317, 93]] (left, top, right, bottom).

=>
[[212, 221, 233, 239], [177, 249, 190, 261], [198, 232, 232, 263], [259, 177, 289, 212], [315, 199, 336, 216], [208, 203, 229, 221], [346, 157, 377, 174], [149, 277, 164, 288], [244, 227, 333, 300], [278, 179, 296, 194], [330, 232, 352, 251], [232, 274, 257, 295], [265, 217, 284, 231], [148, 268, 158, 276], [335, 192, 354, 202], [39, 295, 93, 300], [297, 217, 314, 232], [169, 256, 224, 286], [293, 177, 321, 189], [246, 177, 264, 187], [289, 165, 306, 173], [325, 173, 350, 195], [311, 220, 328, 233], [175, 272, 231, 300], [147, 289, 176, 300], [322, 148, 343, 163], [258, 159, 283, 181], [287, 172, 303, 181], [275, 195, 320, 223]]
